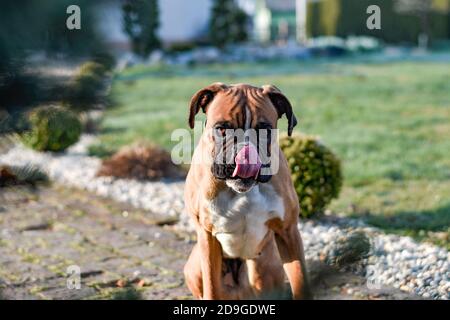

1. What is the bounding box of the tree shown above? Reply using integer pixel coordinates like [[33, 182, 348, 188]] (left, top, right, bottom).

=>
[[307, 1, 321, 38], [123, 0, 161, 57], [394, 0, 449, 48], [209, 0, 248, 49]]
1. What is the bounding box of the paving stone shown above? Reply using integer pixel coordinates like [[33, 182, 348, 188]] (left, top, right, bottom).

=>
[[0, 185, 422, 300]]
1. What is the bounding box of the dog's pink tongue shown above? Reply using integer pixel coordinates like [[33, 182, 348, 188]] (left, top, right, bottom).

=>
[[232, 144, 262, 179]]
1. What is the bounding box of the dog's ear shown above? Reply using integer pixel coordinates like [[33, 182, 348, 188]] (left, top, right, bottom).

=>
[[188, 82, 228, 129], [262, 85, 298, 136]]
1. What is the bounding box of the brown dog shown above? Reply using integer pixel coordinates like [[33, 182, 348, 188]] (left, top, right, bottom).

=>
[[184, 83, 311, 300]]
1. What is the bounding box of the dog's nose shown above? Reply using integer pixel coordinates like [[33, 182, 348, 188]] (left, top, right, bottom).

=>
[[232, 143, 262, 179]]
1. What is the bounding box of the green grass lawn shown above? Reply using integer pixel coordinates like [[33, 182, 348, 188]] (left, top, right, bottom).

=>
[[92, 59, 450, 248]]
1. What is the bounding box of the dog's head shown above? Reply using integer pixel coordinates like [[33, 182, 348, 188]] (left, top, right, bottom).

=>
[[189, 83, 297, 193]]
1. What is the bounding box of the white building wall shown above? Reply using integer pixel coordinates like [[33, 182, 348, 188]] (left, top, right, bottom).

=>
[[95, 0, 213, 48], [95, 1, 130, 45], [158, 0, 212, 43]]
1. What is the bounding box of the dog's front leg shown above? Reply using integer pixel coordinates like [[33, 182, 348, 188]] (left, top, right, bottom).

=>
[[270, 222, 312, 300], [198, 228, 223, 299]]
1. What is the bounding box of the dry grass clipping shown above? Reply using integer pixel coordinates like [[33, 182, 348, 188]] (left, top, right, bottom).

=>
[[96, 142, 184, 181]]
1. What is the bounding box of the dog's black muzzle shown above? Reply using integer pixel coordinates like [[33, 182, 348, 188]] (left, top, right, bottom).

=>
[[211, 127, 273, 183], [211, 162, 272, 183]]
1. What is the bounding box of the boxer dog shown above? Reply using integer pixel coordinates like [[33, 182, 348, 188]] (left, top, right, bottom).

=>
[[184, 83, 311, 300]]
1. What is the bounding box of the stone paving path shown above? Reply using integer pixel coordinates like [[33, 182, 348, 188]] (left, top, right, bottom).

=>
[[0, 184, 420, 300], [0, 185, 192, 300]]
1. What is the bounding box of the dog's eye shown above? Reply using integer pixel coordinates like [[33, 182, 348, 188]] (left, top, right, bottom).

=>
[[214, 123, 232, 136], [214, 126, 226, 136]]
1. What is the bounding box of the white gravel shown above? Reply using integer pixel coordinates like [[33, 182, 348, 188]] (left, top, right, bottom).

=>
[[0, 136, 448, 300]]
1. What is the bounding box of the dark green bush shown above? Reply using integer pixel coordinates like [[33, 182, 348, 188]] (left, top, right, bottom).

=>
[[21, 105, 82, 152], [280, 133, 343, 218], [92, 52, 116, 71], [166, 42, 197, 53], [64, 62, 106, 112], [78, 61, 107, 77]]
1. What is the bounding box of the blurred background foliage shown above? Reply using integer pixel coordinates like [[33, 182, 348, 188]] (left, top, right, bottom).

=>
[[0, 0, 103, 64], [0, 0, 109, 133], [209, 0, 249, 48], [122, 0, 161, 57], [307, 0, 449, 44]]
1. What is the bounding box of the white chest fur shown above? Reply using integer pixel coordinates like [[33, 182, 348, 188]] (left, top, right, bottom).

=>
[[207, 184, 284, 259]]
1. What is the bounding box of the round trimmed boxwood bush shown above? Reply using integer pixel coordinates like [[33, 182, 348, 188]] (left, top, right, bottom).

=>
[[64, 61, 106, 112], [280, 133, 343, 218], [92, 52, 116, 71], [22, 105, 82, 152], [78, 61, 107, 76]]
